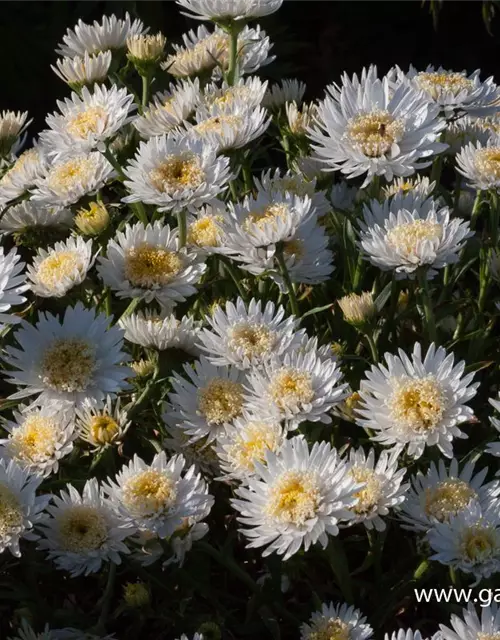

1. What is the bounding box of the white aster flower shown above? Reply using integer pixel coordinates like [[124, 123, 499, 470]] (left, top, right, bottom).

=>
[[384, 632, 437, 640], [0, 458, 48, 557], [215, 412, 286, 481], [38, 478, 132, 577], [133, 79, 201, 139], [397, 64, 500, 119], [0, 404, 75, 478], [164, 517, 209, 568], [27, 236, 94, 298], [356, 342, 478, 459], [286, 101, 318, 136], [165, 356, 248, 443], [122, 134, 232, 213], [263, 78, 306, 110], [382, 175, 435, 200], [486, 394, 500, 458], [40, 84, 135, 159], [176, 0, 283, 21], [456, 141, 500, 191], [3, 302, 132, 410], [102, 452, 214, 539], [309, 66, 446, 186], [56, 13, 147, 58], [0, 202, 73, 235], [97, 221, 207, 306], [444, 116, 491, 155], [300, 602, 373, 640], [428, 502, 500, 583], [198, 296, 302, 369], [231, 436, 359, 560], [0, 145, 48, 205], [202, 77, 267, 111], [439, 602, 500, 640], [359, 193, 472, 279], [331, 181, 358, 211], [119, 309, 201, 354], [0, 111, 31, 157], [400, 458, 500, 533], [245, 344, 347, 426], [0, 247, 28, 330], [186, 200, 231, 254], [51, 51, 112, 88], [75, 396, 130, 452], [31, 152, 114, 207], [344, 448, 408, 531]]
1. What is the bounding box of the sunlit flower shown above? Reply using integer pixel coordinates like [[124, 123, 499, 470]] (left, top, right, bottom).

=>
[[0, 111, 31, 157], [76, 396, 130, 452], [74, 201, 110, 236], [456, 141, 500, 191], [382, 175, 435, 200], [51, 51, 112, 89], [231, 436, 359, 560], [119, 309, 201, 354], [286, 101, 317, 136], [0, 202, 73, 235], [439, 602, 500, 640], [186, 200, 231, 254], [300, 602, 373, 640], [0, 247, 28, 331], [176, 0, 283, 21], [202, 76, 267, 111], [384, 631, 437, 640], [338, 291, 376, 327], [356, 342, 478, 459], [127, 33, 166, 63], [0, 145, 47, 205]]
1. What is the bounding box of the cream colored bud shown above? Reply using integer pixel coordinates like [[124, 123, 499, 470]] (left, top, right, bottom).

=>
[[75, 202, 110, 236], [127, 33, 166, 63], [338, 291, 376, 326]]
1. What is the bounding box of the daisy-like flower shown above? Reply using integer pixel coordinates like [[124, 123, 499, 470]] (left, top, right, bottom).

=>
[[164, 515, 210, 568], [382, 175, 435, 200], [0, 404, 75, 478], [0, 247, 28, 331], [359, 194, 472, 279], [456, 141, 500, 191], [202, 77, 267, 111], [0, 202, 73, 235], [356, 343, 478, 459], [286, 101, 318, 137], [486, 394, 500, 457], [27, 236, 94, 298], [263, 78, 307, 111], [186, 200, 231, 254], [300, 602, 373, 640], [197, 297, 302, 370], [231, 436, 359, 560], [51, 51, 112, 89], [245, 344, 347, 427], [119, 309, 201, 354], [97, 221, 207, 306], [0, 458, 48, 557], [102, 452, 214, 539], [396, 65, 500, 119], [439, 602, 500, 640], [400, 458, 500, 532], [38, 478, 132, 577], [344, 448, 408, 531], [215, 412, 286, 481], [133, 79, 201, 139], [308, 66, 446, 186], [385, 632, 438, 640], [31, 152, 114, 207], [56, 13, 147, 58], [74, 201, 110, 237], [176, 0, 283, 21], [165, 356, 247, 443], [180, 102, 270, 154], [75, 396, 130, 452], [40, 85, 135, 159], [3, 302, 132, 410], [0, 111, 31, 157], [122, 134, 232, 213], [0, 145, 48, 205], [427, 502, 500, 583], [444, 116, 491, 155]]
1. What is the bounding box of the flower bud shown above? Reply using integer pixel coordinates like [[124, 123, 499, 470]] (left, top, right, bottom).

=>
[[75, 202, 110, 236], [338, 291, 376, 327], [123, 582, 150, 608]]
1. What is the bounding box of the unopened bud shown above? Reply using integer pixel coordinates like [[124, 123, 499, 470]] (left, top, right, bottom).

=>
[[75, 201, 110, 236], [123, 582, 150, 608], [127, 33, 166, 68], [338, 291, 376, 327]]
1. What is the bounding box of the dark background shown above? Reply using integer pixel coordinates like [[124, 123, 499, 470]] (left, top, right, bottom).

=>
[[2, 1, 500, 135]]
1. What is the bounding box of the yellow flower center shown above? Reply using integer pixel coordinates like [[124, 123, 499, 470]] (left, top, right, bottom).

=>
[[425, 479, 477, 522], [388, 376, 446, 433], [416, 72, 474, 99], [124, 243, 183, 288], [383, 180, 418, 198], [461, 526, 498, 562], [40, 338, 95, 393], [89, 415, 120, 445], [269, 368, 314, 411], [478, 634, 500, 640], [149, 155, 205, 193], [187, 215, 223, 247], [346, 110, 405, 157], [243, 203, 289, 233], [386, 220, 442, 257], [36, 251, 84, 288], [343, 392, 361, 419], [47, 157, 95, 194], [306, 618, 351, 640], [198, 378, 244, 425], [9, 415, 58, 463], [226, 422, 282, 473], [194, 114, 242, 137], [350, 467, 382, 514], [0, 484, 23, 537], [123, 469, 177, 514], [266, 470, 320, 525], [228, 323, 276, 359], [475, 147, 500, 180], [209, 86, 253, 109], [66, 106, 107, 139], [58, 505, 108, 552]]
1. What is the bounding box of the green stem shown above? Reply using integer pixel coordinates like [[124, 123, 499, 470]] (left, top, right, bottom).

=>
[[490, 189, 499, 247], [453, 173, 462, 212], [105, 288, 112, 317], [141, 72, 151, 110], [470, 190, 483, 230], [95, 562, 117, 634], [226, 23, 242, 86], [275, 245, 300, 317], [364, 333, 379, 363], [220, 256, 248, 302], [417, 268, 437, 344], [177, 209, 187, 248]]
